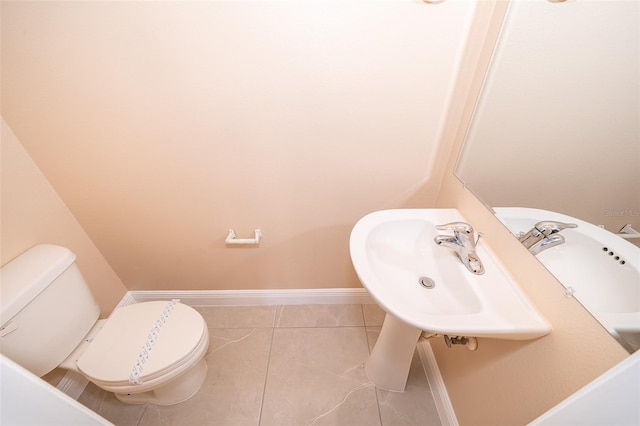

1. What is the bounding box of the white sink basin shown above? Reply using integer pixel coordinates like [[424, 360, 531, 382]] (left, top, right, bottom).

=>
[[495, 207, 640, 351], [350, 209, 550, 340]]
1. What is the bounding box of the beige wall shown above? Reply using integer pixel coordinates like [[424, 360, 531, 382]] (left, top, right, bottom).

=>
[[434, 3, 629, 424], [1, 0, 476, 291], [1, 119, 127, 316]]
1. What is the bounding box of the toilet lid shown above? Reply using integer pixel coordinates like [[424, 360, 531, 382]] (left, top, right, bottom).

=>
[[77, 301, 206, 384]]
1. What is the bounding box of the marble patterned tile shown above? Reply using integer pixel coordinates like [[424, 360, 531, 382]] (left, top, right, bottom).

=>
[[194, 305, 277, 328], [77, 382, 147, 426], [260, 327, 381, 426], [376, 349, 441, 426], [275, 304, 364, 327], [76, 303, 442, 426], [362, 303, 386, 327], [139, 328, 273, 426], [366, 324, 441, 426]]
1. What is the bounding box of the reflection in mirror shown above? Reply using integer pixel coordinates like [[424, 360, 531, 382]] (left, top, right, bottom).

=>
[[455, 0, 639, 352]]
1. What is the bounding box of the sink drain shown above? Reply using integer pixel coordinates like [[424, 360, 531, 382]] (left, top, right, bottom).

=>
[[419, 277, 436, 289]]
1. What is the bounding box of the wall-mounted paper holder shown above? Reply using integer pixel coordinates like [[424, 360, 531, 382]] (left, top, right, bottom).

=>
[[225, 229, 262, 245]]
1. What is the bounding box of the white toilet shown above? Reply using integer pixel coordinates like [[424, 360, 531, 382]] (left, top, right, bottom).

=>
[[0, 244, 210, 405]]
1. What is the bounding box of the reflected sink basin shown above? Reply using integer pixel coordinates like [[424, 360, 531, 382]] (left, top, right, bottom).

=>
[[495, 207, 640, 350], [350, 209, 550, 340]]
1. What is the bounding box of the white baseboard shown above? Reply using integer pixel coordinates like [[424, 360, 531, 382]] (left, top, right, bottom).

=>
[[115, 292, 137, 307], [417, 340, 458, 426], [125, 288, 374, 306], [56, 370, 90, 401]]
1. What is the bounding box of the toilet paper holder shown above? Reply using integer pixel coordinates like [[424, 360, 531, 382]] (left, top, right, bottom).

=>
[[225, 229, 262, 245]]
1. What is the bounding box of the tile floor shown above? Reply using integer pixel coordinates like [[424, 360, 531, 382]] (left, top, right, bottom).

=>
[[78, 304, 441, 426]]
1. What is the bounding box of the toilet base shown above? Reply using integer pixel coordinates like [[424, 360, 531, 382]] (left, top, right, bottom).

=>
[[114, 358, 208, 405]]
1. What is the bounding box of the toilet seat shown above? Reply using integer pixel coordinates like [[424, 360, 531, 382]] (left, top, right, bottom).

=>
[[76, 301, 208, 393]]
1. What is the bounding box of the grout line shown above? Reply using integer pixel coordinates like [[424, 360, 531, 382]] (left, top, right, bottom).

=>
[[257, 326, 276, 426], [267, 325, 370, 332], [374, 388, 384, 426], [273, 305, 281, 328], [361, 304, 384, 426], [136, 404, 149, 426]]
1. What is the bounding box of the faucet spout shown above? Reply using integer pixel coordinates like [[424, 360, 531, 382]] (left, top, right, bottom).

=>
[[434, 222, 485, 275], [465, 252, 484, 274]]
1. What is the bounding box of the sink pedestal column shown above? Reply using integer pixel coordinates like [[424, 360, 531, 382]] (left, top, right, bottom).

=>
[[366, 312, 422, 392]]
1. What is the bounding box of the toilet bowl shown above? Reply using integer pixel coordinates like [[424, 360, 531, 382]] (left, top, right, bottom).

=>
[[0, 244, 211, 405], [69, 301, 210, 405]]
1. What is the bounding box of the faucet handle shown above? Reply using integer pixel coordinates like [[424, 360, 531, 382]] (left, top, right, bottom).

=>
[[534, 221, 577, 236], [436, 222, 474, 235]]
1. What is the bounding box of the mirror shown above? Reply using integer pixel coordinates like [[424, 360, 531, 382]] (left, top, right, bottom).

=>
[[455, 0, 639, 352]]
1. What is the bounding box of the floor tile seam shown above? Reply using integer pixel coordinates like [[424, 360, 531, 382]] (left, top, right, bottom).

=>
[[373, 387, 384, 426], [257, 326, 276, 426], [205, 325, 275, 330], [206, 325, 372, 330], [136, 404, 150, 426], [362, 307, 384, 426], [273, 305, 281, 328], [271, 324, 367, 329]]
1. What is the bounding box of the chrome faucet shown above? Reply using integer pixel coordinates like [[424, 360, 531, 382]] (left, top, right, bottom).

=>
[[518, 220, 577, 255], [434, 222, 484, 275]]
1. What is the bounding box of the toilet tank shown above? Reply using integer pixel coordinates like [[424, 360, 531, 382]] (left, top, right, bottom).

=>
[[0, 245, 100, 376]]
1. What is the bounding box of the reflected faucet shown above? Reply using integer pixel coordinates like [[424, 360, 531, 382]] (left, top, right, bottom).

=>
[[434, 222, 484, 275], [518, 221, 577, 255]]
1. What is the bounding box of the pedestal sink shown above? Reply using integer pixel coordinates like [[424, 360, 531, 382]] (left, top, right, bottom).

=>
[[349, 209, 550, 391]]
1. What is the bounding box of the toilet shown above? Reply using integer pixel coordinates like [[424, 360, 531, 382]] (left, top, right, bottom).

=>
[[0, 244, 210, 405]]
